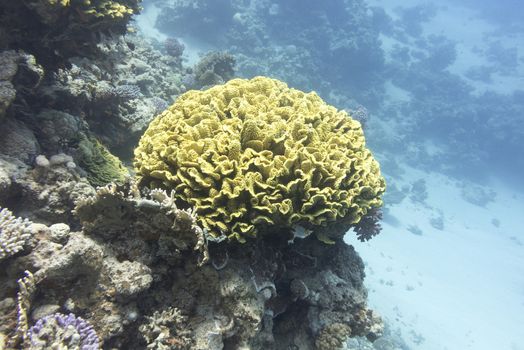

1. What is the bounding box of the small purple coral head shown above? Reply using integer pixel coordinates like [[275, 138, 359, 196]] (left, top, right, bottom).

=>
[[164, 37, 185, 57], [28, 313, 100, 350]]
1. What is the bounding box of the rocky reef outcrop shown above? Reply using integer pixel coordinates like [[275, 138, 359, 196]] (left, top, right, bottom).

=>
[[0, 181, 382, 349]]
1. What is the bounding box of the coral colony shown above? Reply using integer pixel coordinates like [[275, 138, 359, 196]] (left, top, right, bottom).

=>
[[135, 77, 385, 242], [28, 313, 100, 350]]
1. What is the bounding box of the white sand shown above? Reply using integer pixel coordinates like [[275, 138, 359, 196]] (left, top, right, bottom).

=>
[[347, 165, 524, 349]]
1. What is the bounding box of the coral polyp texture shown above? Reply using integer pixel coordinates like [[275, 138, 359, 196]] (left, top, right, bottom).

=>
[[27, 313, 99, 350], [134, 76, 386, 242]]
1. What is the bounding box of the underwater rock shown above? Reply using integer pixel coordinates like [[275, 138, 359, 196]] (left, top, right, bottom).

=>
[[460, 182, 496, 207], [0, 117, 40, 164], [409, 179, 428, 203], [0, 155, 95, 225], [0, 50, 44, 122], [164, 37, 185, 58], [34, 109, 87, 155], [139, 307, 193, 349], [0, 179, 382, 349], [103, 258, 153, 298], [0, 51, 18, 121]]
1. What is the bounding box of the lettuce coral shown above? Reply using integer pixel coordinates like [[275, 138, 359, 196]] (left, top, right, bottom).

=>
[[134, 76, 385, 242]]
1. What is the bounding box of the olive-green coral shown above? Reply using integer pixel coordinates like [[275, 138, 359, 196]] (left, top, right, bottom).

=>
[[134, 77, 385, 242], [78, 136, 129, 187]]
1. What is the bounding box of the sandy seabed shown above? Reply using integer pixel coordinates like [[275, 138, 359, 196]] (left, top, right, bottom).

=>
[[348, 164, 524, 350]]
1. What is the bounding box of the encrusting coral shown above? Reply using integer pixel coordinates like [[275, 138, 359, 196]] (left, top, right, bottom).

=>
[[134, 76, 386, 242], [27, 313, 100, 350]]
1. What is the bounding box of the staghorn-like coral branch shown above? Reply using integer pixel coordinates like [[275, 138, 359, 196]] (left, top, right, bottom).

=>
[[6, 271, 36, 349], [0, 207, 32, 261]]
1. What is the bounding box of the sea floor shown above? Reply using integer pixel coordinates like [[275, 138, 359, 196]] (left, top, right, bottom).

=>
[[347, 164, 524, 350]]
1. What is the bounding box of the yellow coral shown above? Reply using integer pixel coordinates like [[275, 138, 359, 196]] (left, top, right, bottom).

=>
[[83, 1, 135, 19], [134, 77, 385, 242], [48, 0, 70, 6], [26, 0, 138, 22]]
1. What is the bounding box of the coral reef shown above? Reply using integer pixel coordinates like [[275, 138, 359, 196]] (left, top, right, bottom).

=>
[[156, 0, 235, 45], [0, 155, 95, 225], [155, 0, 385, 104], [0, 0, 142, 69], [135, 76, 385, 242], [1, 29, 187, 185], [0, 4, 390, 349], [0, 180, 382, 349], [36, 32, 186, 156]]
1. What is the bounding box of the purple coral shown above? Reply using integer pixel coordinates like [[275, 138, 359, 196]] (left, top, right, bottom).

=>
[[28, 313, 99, 350], [353, 207, 383, 242], [150, 97, 169, 115], [348, 105, 369, 129], [114, 84, 142, 100], [164, 37, 185, 58]]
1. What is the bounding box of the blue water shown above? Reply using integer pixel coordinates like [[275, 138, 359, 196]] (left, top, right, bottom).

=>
[[137, 0, 524, 349]]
